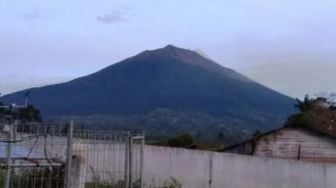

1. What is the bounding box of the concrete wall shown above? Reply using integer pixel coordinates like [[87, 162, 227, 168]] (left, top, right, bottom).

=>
[[11, 136, 336, 188], [142, 145, 336, 188], [72, 142, 336, 188], [71, 141, 129, 188]]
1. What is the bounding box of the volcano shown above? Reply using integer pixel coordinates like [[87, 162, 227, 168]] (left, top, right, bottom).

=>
[[1, 45, 295, 142]]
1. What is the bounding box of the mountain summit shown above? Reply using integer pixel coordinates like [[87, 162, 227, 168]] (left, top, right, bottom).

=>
[[1, 45, 295, 142], [129, 45, 249, 81]]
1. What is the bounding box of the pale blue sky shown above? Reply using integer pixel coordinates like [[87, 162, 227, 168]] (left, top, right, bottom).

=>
[[0, 0, 335, 98]]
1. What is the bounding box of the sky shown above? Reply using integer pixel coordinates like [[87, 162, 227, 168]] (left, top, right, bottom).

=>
[[0, 0, 335, 98]]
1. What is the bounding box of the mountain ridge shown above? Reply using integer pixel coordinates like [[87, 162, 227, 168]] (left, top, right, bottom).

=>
[[122, 45, 253, 83], [0, 45, 296, 142]]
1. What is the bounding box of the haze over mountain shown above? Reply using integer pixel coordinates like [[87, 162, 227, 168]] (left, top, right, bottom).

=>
[[1, 45, 295, 143]]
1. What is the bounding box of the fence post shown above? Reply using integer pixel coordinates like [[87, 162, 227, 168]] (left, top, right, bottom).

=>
[[208, 153, 213, 188], [124, 132, 130, 188], [4, 121, 16, 188], [65, 120, 74, 188], [128, 135, 133, 188], [140, 131, 145, 188]]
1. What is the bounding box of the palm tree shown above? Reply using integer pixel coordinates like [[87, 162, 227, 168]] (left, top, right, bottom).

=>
[[294, 95, 313, 112]]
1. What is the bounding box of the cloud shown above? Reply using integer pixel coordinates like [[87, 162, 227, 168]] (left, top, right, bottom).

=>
[[96, 11, 127, 24], [193, 48, 213, 60]]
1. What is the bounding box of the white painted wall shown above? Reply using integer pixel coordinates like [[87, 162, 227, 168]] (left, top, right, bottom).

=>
[[10, 136, 336, 188], [143, 145, 336, 188], [72, 142, 336, 188]]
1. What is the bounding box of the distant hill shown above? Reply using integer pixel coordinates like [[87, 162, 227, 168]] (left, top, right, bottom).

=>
[[1, 45, 296, 143]]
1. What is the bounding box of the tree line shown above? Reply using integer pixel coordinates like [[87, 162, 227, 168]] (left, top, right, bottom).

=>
[[0, 101, 42, 123]]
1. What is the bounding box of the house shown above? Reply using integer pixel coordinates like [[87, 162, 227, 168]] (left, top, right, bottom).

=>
[[223, 127, 336, 163]]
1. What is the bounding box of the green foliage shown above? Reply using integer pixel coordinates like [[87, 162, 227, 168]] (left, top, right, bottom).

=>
[[0, 167, 65, 188], [17, 105, 43, 122], [86, 166, 126, 188], [0, 101, 4, 111], [0, 101, 7, 119], [85, 180, 125, 188], [294, 95, 313, 112], [217, 129, 224, 139], [0, 102, 42, 122], [167, 134, 193, 147], [146, 178, 182, 188], [0, 170, 5, 187], [252, 130, 262, 137], [285, 95, 336, 137], [161, 178, 182, 188], [85, 178, 182, 188]]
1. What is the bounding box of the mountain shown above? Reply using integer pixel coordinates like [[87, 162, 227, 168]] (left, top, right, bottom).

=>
[[0, 45, 295, 143]]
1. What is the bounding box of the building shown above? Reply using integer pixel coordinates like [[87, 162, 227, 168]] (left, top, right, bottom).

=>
[[223, 127, 336, 163]]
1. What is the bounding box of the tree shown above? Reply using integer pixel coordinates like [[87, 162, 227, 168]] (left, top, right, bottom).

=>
[[17, 105, 43, 122], [252, 130, 262, 138], [285, 95, 336, 137], [217, 129, 224, 139], [0, 101, 10, 120], [0, 102, 42, 122], [167, 134, 193, 147], [0, 101, 4, 114], [294, 95, 314, 112]]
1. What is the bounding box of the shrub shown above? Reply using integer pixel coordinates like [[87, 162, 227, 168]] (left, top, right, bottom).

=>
[[167, 134, 193, 147]]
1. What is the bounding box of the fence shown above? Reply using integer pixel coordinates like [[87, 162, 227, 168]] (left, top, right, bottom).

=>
[[0, 121, 145, 188], [3, 120, 336, 188]]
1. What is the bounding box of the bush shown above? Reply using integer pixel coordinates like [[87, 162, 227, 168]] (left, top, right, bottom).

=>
[[167, 134, 193, 147]]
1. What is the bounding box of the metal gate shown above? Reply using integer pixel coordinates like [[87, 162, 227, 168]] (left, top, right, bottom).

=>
[[0, 121, 145, 188]]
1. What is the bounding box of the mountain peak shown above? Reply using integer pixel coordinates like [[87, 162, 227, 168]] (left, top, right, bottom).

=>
[[124, 45, 250, 82], [163, 44, 179, 49], [156, 44, 190, 55], [140, 45, 221, 70]]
